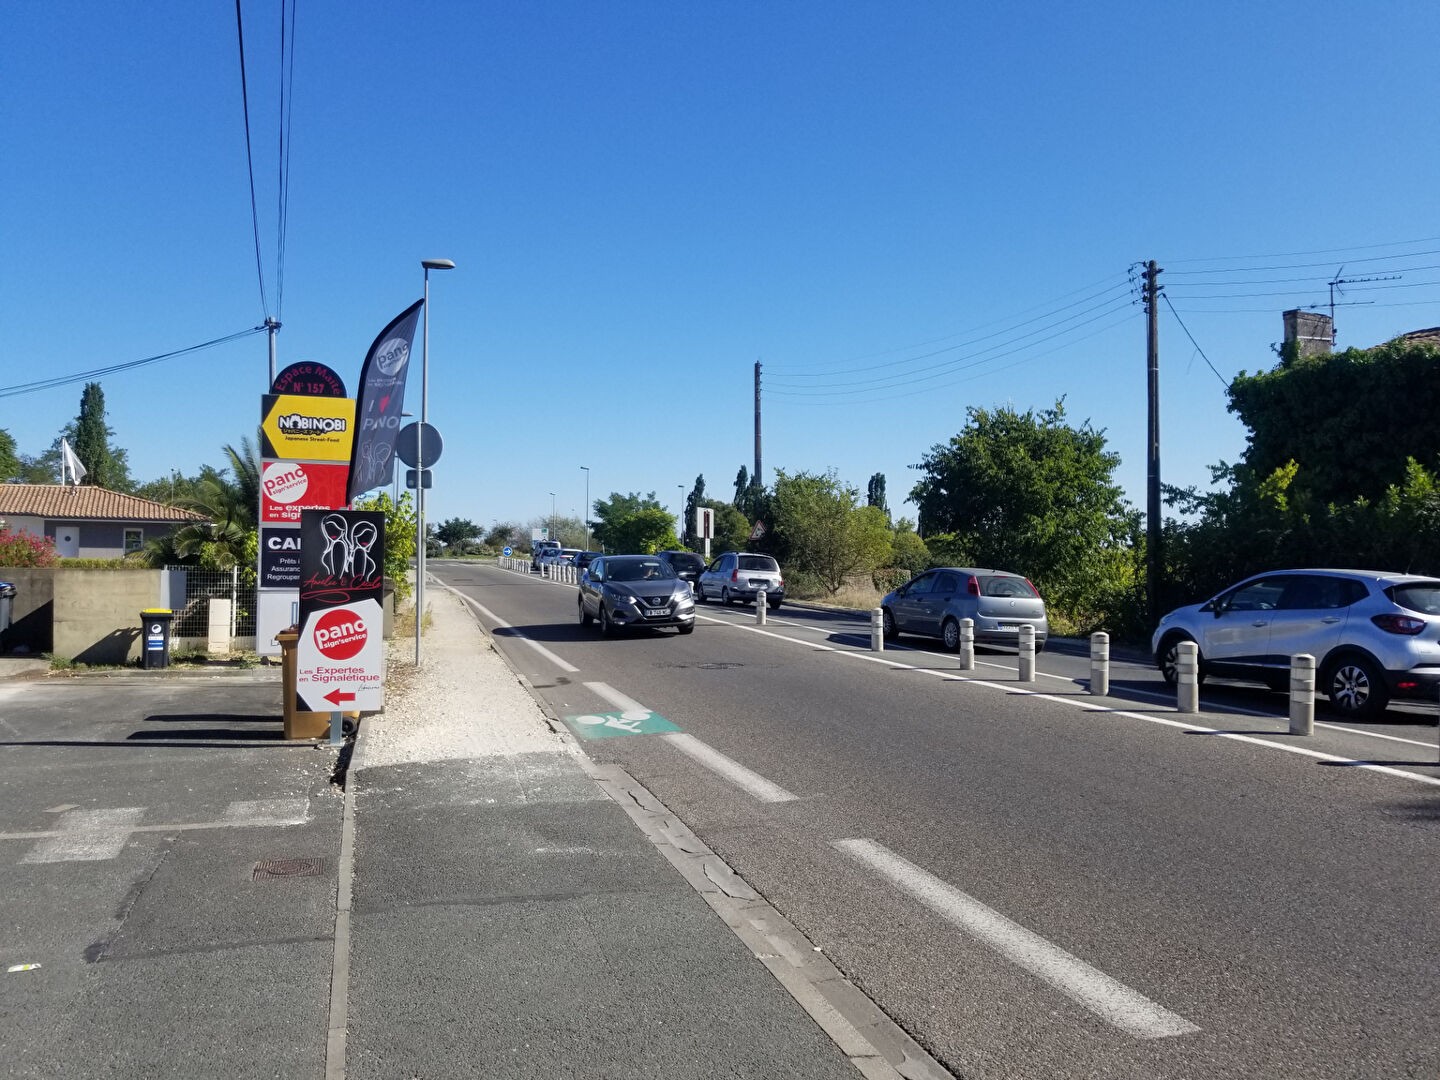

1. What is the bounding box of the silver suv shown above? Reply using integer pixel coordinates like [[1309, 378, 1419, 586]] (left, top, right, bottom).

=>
[[696, 552, 784, 608], [1151, 569, 1440, 718]]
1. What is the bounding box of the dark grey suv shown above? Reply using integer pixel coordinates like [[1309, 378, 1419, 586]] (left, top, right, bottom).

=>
[[656, 550, 706, 591], [578, 554, 696, 635], [696, 552, 784, 608]]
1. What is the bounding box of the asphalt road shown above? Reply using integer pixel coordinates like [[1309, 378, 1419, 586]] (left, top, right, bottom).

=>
[[435, 559, 1440, 1080]]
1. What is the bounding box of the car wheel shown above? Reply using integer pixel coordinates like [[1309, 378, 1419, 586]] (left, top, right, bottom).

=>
[[942, 617, 961, 653], [579, 598, 592, 626], [678, 622, 695, 635], [768, 598, 782, 611], [882, 608, 899, 641], [598, 606, 613, 637], [693, 583, 706, 603], [1324, 654, 1389, 719], [721, 587, 733, 606], [1157, 634, 1206, 687]]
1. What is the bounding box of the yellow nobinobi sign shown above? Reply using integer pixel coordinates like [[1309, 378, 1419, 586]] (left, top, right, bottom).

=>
[[261, 394, 356, 462]]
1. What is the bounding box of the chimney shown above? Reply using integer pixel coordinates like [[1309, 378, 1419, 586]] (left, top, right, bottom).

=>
[[1282, 309, 1332, 358]]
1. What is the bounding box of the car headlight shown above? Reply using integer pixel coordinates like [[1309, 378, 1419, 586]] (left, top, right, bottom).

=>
[[604, 587, 638, 608], [675, 594, 695, 609]]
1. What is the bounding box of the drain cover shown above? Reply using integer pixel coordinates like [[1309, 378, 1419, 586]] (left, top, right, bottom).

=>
[[252, 858, 323, 881]]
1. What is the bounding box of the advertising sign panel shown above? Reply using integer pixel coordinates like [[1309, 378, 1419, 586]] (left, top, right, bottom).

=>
[[271, 360, 347, 398], [261, 394, 357, 462], [260, 460, 351, 523], [259, 527, 303, 589], [346, 299, 423, 502], [295, 509, 385, 712]]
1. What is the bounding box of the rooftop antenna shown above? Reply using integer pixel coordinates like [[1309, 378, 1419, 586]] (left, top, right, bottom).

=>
[[1329, 265, 1400, 346]]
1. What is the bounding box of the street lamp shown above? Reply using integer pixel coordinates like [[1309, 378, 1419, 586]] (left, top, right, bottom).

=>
[[549, 492, 556, 546], [677, 484, 686, 540], [416, 257, 455, 666], [580, 466, 590, 549]]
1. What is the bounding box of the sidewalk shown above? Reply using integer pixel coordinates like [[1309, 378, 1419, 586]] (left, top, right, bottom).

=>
[[342, 585, 940, 1080]]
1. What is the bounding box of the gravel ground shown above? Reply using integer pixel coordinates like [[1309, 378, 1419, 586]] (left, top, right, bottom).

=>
[[359, 583, 576, 769]]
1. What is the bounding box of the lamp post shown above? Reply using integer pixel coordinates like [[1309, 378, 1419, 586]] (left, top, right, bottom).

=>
[[549, 492, 556, 546], [580, 466, 590, 549], [416, 257, 455, 666], [677, 484, 686, 541], [392, 411, 413, 506]]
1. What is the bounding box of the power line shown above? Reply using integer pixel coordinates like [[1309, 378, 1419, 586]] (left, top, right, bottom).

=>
[[1163, 247, 1440, 277], [1165, 236, 1440, 266], [766, 272, 1133, 376], [234, 0, 269, 317], [0, 327, 267, 398], [1161, 294, 1229, 389]]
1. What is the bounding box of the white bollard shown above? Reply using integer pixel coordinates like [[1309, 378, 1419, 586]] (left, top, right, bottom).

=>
[[871, 608, 884, 651], [1289, 653, 1315, 735], [1176, 640, 1199, 713], [756, 589, 767, 625], [958, 618, 975, 671], [1090, 631, 1110, 696], [1018, 624, 1036, 683]]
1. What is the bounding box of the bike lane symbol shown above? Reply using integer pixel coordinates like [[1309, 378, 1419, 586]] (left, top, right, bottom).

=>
[[562, 708, 680, 739]]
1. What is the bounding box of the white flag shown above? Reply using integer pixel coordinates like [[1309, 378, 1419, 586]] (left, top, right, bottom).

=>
[[61, 438, 87, 485]]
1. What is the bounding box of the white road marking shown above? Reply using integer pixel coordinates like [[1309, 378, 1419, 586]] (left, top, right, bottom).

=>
[[220, 798, 309, 826], [19, 808, 144, 863], [707, 616, 1440, 788], [583, 682, 799, 802], [440, 584, 580, 674], [833, 838, 1200, 1040], [661, 733, 799, 803]]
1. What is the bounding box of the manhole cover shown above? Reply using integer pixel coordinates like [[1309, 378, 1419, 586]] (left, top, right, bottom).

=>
[[252, 858, 323, 881]]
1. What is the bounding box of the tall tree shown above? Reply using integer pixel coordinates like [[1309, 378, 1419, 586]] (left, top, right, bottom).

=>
[[867, 472, 889, 520], [733, 466, 749, 506], [909, 399, 1133, 616], [69, 382, 132, 490], [770, 469, 892, 594], [0, 429, 18, 481]]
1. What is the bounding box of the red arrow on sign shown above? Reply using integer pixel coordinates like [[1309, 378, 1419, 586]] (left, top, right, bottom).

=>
[[324, 689, 356, 707]]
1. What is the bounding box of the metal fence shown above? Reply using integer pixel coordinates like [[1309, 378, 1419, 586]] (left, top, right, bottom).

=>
[[164, 566, 257, 639]]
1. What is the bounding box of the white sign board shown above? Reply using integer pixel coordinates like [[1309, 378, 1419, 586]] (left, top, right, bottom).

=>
[[295, 598, 385, 712]]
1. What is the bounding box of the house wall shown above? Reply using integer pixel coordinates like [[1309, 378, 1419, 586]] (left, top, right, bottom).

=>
[[0, 568, 55, 654], [5, 516, 45, 538], [44, 520, 177, 560]]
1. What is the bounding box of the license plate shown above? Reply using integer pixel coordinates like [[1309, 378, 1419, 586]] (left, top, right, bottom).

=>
[[644, 608, 670, 617], [999, 623, 1017, 631]]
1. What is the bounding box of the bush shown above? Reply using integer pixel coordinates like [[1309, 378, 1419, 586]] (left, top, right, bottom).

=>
[[872, 567, 912, 592], [0, 528, 58, 567]]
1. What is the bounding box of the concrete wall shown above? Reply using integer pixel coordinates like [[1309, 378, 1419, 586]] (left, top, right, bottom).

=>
[[0, 567, 167, 664]]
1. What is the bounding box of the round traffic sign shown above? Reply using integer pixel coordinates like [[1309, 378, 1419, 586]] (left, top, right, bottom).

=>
[[502, 546, 513, 557], [396, 422, 443, 467]]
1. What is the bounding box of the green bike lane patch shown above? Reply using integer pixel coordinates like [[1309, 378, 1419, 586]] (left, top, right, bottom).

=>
[[561, 709, 681, 739]]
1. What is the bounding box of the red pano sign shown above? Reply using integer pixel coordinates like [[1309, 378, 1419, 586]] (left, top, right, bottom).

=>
[[260, 460, 351, 524]]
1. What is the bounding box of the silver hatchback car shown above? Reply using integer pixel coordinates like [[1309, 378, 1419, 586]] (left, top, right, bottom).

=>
[[696, 552, 785, 609], [1151, 569, 1440, 718], [882, 567, 1048, 651]]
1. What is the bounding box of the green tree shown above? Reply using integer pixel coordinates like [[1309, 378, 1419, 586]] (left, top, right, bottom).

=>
[[733, 466, 749, 506], [770, 469, 893, 594], [909, 399, 1135, 621], [0, 429, 19, 481], [867, 472, 889, 520], [484, 521, 524, 549], [353, 491, 419, 600], [889, 520, 930, 575], [435, 517, 481, 548], [69, 382, 133, 490], [1228, 338, 1440, 505], [602, 507, 680, 554], [591, 492, 666, 551]]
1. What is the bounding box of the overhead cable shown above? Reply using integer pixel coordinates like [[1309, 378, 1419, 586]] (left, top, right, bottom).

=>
[[0, 327, 268, 398]]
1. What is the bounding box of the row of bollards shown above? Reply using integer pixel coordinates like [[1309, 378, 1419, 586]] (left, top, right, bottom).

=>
[[861, 612, 1326, 734]]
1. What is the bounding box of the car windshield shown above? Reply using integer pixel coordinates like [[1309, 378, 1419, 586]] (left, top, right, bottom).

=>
[[669, 554, 704, 572], [1390, 582, 1440, 615], [608, 559, 675, 583], [738, 556, 778, 571]]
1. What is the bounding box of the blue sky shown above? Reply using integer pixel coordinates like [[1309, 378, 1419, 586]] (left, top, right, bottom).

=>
[[4, 2, 1439, 536]]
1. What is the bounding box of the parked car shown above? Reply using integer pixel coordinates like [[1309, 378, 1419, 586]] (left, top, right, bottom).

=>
[[696, 552, 784, 608], [531, 540, 561, 571], [656, 550, 706, 591], [572, 551, 602, 574], [881, 567, 1048, 652], [1151, 568, 1440, 718], [578, 554, 696, 635]]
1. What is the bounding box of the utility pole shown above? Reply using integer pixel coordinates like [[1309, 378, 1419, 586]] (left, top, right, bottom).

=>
[[265, 316, 280, 386], [754, 361, 762, 487], [1143, 260, 1163, 625]]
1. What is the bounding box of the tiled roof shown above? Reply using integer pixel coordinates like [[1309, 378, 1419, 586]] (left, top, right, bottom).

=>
[[1391, 327, 1440, 347], [0, 484, 204, 522]]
